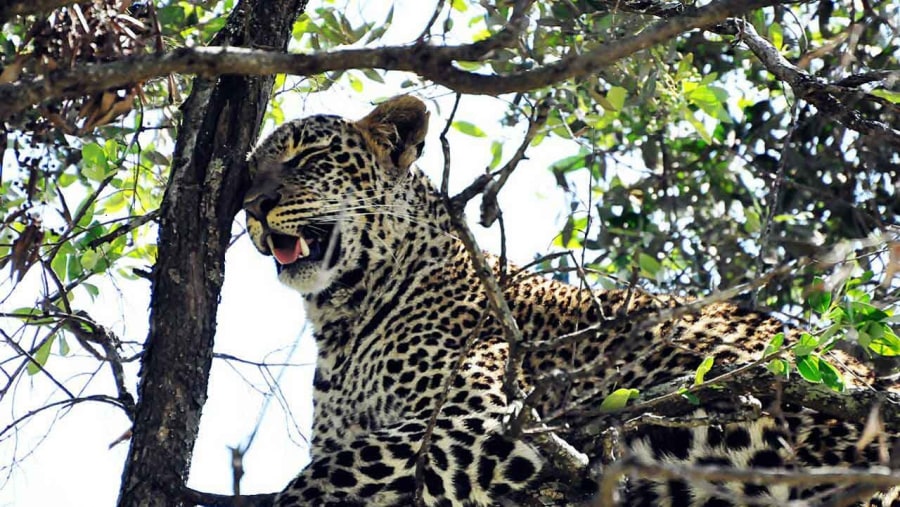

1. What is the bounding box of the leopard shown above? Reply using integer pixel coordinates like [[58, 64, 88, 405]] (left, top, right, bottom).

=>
[[242, 95, 900, 506]]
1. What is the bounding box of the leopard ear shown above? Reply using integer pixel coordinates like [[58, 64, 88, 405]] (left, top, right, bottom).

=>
[[356, 96, 429, 174]]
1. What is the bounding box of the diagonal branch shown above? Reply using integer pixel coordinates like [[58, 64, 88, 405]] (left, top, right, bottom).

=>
[[722, 19, 900, 147], [0, 0, 771, 121]]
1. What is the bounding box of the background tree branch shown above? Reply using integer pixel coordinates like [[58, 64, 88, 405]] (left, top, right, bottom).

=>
[[722, 19, 900, 147]]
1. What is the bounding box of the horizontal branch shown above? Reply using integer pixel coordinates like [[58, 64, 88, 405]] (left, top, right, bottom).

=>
[[179, 486, 275, 507], [0, 394, 128, 440], [0, 0, 769, 120]]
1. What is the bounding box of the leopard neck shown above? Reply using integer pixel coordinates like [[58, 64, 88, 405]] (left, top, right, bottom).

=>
[[302, 167, 461, 343]]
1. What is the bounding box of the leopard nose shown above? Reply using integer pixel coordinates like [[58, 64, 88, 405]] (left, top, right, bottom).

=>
[[243, 189, 280, 221]]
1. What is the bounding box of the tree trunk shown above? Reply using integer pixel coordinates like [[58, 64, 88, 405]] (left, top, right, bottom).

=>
[[118, 2, 308, 505]]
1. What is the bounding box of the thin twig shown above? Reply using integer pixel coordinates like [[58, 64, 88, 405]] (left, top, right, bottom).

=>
[[438, 93, 461, 198], [1, 328, 75, 399], [0, 393, 127, 439], [86, 209, 159, 249], [478, 97, 552, 227]]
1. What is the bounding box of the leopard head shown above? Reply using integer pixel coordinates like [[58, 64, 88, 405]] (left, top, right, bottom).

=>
[[243, 96, 430, 294]]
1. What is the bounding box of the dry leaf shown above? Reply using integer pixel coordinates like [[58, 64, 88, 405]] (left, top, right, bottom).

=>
[[10, 221, 44, 281]]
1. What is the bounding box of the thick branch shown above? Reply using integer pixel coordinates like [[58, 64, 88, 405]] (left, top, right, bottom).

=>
[[0, 0, 770, 120]]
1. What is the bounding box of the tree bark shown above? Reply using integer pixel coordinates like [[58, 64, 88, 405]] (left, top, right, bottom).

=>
[[117, 1, 307, 506]]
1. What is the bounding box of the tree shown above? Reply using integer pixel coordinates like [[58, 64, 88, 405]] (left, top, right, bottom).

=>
[[1, 0, 898, 505]]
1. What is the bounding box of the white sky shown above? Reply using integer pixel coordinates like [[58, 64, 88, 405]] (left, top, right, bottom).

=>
[[0, 1, 600, 504]]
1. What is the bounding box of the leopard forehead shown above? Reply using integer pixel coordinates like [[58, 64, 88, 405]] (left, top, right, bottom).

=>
[[249, 114, 375, 181]]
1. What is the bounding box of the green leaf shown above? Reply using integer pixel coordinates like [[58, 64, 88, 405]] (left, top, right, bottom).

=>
[[361, 67, 384, 84], [681, 105, 711, 143], [849, 301, 887, 323], [10, 307, 55, 325], [82, 282, 100, 301], [678, 388, 701, 405], [796, 355, 823, 383], [81, 142, 110, 182], [694, 356, 714, 385], [27, 334, 56, 375], [51, 244, 72, 282], [551, 152, 588, 174], [743, 208, 761, 233], [599, 388, 640, 412], [818, 357, 845, 392], [103, 139, 119, 161], [80, 249, 101, 272], [688, 85, 730, 122], [451, 0, 468, 12], [871, 89, 900, 104], [793, 332, 819, 357], [866, 323, 900, 356], [489, 141, 503, 170], [807, 284, 832, 314], [58, 335, 70, 356], [638, 253, 661, 278], [767, 358, 789, 377], [347, 73, 363, 92], [763, 332, 784, 357], [452, 121, 487, 137], [769, 22, 784, 50], [58, 172, 77, 187], [606, 86, 627, 111]]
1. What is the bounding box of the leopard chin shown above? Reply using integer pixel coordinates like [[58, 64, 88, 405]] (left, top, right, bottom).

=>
[[267, 224, 342, 294], [277, 260, 338, 295]]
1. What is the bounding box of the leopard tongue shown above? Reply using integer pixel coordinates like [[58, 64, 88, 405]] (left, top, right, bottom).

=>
[[269, 235, 311, 265]]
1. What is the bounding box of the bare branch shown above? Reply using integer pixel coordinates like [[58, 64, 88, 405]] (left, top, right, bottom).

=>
[[437, 96, 591, 500], [479, 97, 552, 227], [86, 209, 159, 249], [59, 311, 136, 415], [438, 93, 461, 197], [1, 328, 75, 399], [0, 0, 771, 121], [212, 352, 313, 369], [0, 394, 127, 440]]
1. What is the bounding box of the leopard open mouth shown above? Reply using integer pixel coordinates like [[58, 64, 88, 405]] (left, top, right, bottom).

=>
[[267, 224, 340, 272]]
